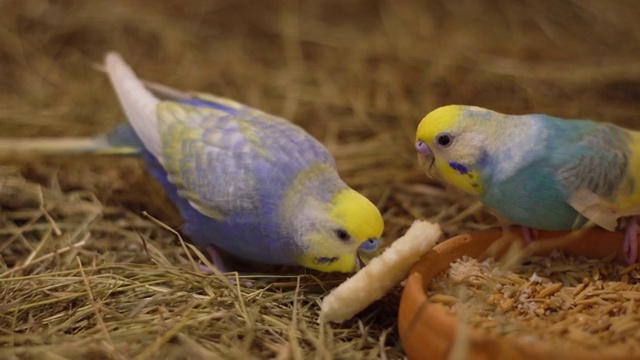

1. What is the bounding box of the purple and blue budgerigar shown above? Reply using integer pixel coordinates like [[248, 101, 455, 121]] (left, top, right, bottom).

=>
[[103, 52, 383, 273]]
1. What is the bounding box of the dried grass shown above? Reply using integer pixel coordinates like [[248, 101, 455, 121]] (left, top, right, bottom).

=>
[[2, 0, 640, 358], [1, 166, 407, 359]]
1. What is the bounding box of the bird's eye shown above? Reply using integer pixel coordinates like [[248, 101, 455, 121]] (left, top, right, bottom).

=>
[[436, 133, 453, 147], [335, 228, 351, 242]]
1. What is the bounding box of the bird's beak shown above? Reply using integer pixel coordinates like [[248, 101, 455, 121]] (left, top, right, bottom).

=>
[[415, 140, 431, 156], [356, 238, 382, 269], [415, 140, 436, 177]]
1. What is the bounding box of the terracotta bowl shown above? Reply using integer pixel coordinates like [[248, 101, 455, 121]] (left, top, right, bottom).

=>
[[398, 228, 640, 360]]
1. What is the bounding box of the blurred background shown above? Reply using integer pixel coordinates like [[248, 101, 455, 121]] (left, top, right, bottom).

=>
[[2, 0, 640, 357], [4, 0, 640, 235], [3, 0, 640, 208]]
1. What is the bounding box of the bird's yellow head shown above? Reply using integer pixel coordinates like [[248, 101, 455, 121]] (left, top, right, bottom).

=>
[[415, 105, 489, 195], [297, 188, 384, 273]]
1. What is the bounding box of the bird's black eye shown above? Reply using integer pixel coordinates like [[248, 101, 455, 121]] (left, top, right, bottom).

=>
[[436, 133, 453, 147], [335, 229, 351, 242]]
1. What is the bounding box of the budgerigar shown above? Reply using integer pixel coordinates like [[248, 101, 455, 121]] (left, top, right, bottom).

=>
[[414, 105, 640, 263], [91, 52, 383, 273]]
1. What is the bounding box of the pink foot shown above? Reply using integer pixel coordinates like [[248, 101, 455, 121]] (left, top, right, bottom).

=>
[[203, 245, 230, 273], [521, 226, 539, 245], [623, 216, 639, 264], [200, 246, 253, 287]]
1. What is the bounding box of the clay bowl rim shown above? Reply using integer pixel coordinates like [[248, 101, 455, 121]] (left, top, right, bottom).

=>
[[398, 227, 640, 360]]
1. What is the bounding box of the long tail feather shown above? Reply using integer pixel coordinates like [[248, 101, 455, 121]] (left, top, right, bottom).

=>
[[93, 62, 192, 102], [104, 52, 161, 157]]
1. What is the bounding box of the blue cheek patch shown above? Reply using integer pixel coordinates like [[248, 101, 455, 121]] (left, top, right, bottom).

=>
[[448, 161, 469, 175]]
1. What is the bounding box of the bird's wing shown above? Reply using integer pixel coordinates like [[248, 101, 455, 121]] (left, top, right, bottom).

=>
[[104, 51, 336, 220], [187, 92, 337, 169], [556, 122, 633, 230], [156, 97, 336, 220]]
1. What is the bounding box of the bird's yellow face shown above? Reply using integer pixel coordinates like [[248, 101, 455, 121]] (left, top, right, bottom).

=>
[[415, 105, 485, 195], [298, 188, 384, 273]]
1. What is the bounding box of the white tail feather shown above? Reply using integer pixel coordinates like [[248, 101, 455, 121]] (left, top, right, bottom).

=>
[[104, 52, 162, 157]]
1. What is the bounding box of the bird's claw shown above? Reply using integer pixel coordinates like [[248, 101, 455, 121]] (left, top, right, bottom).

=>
[[623, 217, 639, 264], [521, 226, 539, 245], [201, 246, 253, 287]]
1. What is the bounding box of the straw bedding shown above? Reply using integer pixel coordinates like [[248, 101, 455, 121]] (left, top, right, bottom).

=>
[[2, 1, 640, 358]]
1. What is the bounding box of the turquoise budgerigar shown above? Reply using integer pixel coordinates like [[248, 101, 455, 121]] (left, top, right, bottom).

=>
[[414, 105, 640, 263], [87, 52, 384, 273]]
